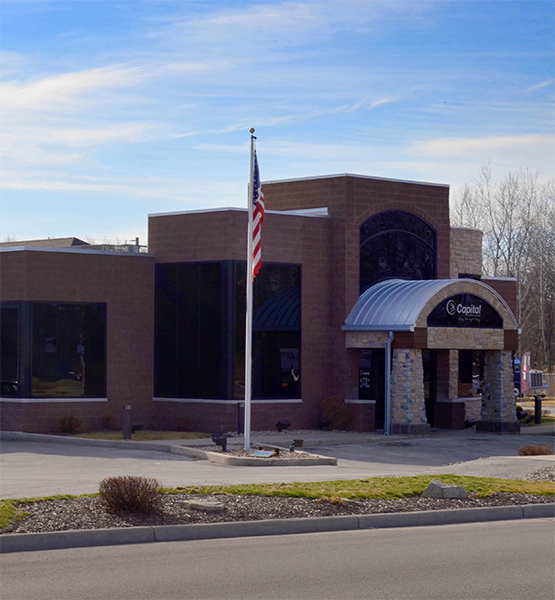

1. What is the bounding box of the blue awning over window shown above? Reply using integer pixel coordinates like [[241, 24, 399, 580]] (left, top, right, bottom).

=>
[[253, 286, 299, 330]]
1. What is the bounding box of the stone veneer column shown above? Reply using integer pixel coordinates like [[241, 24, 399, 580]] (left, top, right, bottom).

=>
[[390, 348, 430, 435], [449, 350, 459, 399], [477, 350, 520, 433]]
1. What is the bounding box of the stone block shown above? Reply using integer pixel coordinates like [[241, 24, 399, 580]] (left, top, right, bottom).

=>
[[181, 500, 226, 513], [422, 480, 467, 499]]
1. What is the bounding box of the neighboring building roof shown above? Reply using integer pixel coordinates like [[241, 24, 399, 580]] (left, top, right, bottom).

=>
[[0, 237, 89, 248], [342, 278, 518, 332]]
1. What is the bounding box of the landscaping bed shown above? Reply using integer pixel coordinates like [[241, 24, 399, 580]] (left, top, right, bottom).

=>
[[2, 468, 554, 535]]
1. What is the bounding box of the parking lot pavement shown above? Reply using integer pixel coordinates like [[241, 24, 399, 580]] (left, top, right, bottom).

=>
[[0, 429, 553, 499]]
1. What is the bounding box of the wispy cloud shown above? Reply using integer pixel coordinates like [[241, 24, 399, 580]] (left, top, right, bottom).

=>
[[1, 65, 147, 113], [415, 134, 553, 157], [523, 79, 554, 93], [0, 0, 552, 242], [0, 121, 184, 167], [151, 0, 426, 58]]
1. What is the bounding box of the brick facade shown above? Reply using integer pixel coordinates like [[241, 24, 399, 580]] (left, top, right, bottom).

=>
[[0, 249, 154, 433], [1, 174, 521, 434]]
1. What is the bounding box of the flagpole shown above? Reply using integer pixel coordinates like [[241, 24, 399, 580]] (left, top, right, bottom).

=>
[[244, 129, 256, 450]]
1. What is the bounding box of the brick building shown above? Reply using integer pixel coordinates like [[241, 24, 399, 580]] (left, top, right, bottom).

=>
[[0, 174, 520, 434]]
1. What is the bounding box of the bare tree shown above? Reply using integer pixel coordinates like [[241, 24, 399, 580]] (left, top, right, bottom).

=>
[[452, 167, 555, 370]]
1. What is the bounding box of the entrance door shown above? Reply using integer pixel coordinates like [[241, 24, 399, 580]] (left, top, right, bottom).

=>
[[422, 350, 437, 427], [359, 349, 385, 429]]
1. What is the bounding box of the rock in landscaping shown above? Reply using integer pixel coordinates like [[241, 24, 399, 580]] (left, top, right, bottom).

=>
[[422, 480, 467, 499], [182, 500, 226, 513]]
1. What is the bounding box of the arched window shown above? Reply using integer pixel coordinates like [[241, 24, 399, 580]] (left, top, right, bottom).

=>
[[360, 210, 436, 293]]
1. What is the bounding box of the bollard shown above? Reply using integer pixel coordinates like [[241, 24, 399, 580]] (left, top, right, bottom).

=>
[[123, 404, 132, 440], [237, 402, 245, 435], [534, 395, 543, 425]]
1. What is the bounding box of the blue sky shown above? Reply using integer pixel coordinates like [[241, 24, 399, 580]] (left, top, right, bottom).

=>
[[1, 0, 553, 244]]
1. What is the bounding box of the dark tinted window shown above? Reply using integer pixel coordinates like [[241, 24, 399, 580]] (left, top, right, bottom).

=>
[[155, 261, 301, 400], [360, 210, 436, 293], [359, 349, 385, 428], [0, 304, 19, 396], [32, 303, 106, 397], [154, 262, 224, 398], [236, 262, 301, 399]]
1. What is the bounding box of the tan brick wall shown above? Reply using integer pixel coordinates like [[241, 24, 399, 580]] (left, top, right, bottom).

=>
[[450, 227, 482, 277], [449, 350, 459, 399], [390, 348, 427, 425], [345, 331, 389, 348], [481, 350, 517, 422], [428, 328, 505, 350]]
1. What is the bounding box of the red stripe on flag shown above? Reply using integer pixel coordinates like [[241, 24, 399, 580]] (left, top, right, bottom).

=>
[[252, 152, 265, 280]]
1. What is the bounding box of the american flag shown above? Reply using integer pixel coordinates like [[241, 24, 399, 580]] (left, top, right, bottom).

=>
[[251, 150, 265, 280]]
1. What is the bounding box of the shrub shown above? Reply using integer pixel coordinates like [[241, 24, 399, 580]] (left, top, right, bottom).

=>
[[518, 444, 553, 456], [99, 475, 162, 514], [57, 416, 81, 434]]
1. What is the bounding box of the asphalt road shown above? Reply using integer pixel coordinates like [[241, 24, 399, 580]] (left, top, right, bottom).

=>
[[2, 519, 554, 600], [1, 429, 554, 499]]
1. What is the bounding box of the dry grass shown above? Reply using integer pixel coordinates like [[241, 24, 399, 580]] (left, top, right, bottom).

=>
[[518, 445, 553, 456], [73, 430, 210, 441]]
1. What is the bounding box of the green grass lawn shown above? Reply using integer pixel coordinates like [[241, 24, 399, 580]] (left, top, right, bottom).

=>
[[172, 474, 555, 500]]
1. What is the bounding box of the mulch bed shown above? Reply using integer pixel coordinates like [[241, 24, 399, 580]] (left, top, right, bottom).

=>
[[3, 465, 553, 536], [3, 491, 553, 536]]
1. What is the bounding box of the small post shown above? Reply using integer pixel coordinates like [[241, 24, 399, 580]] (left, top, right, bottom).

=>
[[534, 395, 543, 425], [123, 404, 132, 440], [238, 402, 245, 435]]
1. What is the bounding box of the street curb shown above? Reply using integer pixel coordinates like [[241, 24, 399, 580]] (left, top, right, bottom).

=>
[[1, 504, 553, 554], [0, 431, 173, 453], [0, 431, 338, 465], [170, 445, 338, 466]]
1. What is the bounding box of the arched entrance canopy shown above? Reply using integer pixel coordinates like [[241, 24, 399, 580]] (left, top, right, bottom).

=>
[[343, 278, 519, 332], [343, 278, 520, 436]]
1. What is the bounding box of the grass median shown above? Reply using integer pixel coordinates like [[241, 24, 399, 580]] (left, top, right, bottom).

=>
[[2, 475, 554, 531]]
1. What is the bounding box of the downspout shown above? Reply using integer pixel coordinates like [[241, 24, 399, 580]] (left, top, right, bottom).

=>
[[384, 331, 394, 436]]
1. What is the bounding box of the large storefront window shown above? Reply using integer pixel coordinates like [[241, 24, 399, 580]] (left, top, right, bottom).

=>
[[236, 262, 301, 399], [155, 262, 224, 398], [155, 261, 301, 400], [32, 303, 106, 397], [360, 210, 436, 293], [0, 303, 19, 396]]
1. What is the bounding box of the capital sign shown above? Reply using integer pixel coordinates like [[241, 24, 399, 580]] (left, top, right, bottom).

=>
[[427, 293, 502, 329]]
